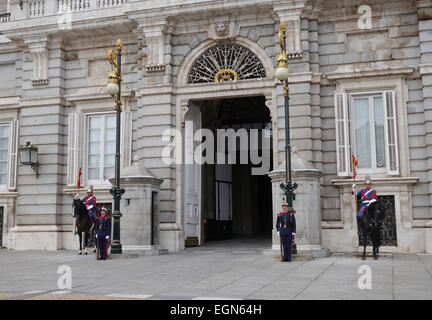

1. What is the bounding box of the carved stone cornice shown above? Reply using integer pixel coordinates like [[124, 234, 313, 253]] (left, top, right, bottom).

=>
[[23, 35, 49, 87], [138, 17, 175, 73], [273, 0, 306, 59]]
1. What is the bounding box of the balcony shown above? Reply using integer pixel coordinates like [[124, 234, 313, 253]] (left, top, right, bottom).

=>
[[0, 0, 135, 38], [0, 12, 11, 22], [6, 0, 127, 21]]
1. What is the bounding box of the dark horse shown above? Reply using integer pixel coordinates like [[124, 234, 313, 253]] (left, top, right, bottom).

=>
[[72, 198, 94, 255], [357, 200, 385, 260]]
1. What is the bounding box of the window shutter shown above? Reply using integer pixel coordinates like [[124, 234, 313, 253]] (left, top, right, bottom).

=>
[[67, 114, 76, 186], [67, 113, 85, 186], [334, 93, 351, 176], [120, 111, 132, 169], [383, 90, 399, 175], [7, 120, 18, 190], [76, 113, 86, 184]]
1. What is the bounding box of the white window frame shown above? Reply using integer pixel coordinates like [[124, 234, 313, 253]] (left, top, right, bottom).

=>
[[85, 112, 116, 186], [0, 123, 10, 189], [335, 89, 399, 177], [350, 91, 387, 175], [67, 108, 132, 188], [0, 120, 18, 191]]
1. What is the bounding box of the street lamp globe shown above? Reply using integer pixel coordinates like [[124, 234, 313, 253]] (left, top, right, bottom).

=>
[[106, 82, 119, 97], [106, 70, 119, 97], [275, 65, 289, 81]]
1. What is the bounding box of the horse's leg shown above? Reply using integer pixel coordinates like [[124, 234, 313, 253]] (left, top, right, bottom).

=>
[[362, 228, 366, 260], [373, 229, 379, 260], [84, 232, 88, 255], [377, 230, 380, 257], [78, 232, 82, 255]]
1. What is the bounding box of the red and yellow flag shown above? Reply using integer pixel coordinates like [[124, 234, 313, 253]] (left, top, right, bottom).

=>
[[352, 155, 358, 180], [77, 168, 82, 190]]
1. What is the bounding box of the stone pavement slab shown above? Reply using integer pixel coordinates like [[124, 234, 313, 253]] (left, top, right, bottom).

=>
[[0, 241, 431, 300]]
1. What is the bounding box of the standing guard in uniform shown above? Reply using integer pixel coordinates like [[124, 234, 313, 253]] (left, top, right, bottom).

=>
[[95, 207, 111, 260], [352, 175, 377, 222], [276, 200, 296, 262]]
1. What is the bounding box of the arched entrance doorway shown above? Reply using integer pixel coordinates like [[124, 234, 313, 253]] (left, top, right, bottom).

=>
[[175, 37, 278, 249]]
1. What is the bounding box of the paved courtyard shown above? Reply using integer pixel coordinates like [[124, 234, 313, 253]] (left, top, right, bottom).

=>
[[0, 237, 431, 300]]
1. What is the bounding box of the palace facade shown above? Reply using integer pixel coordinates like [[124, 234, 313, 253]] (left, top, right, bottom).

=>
[[0, 0, 431, 254]]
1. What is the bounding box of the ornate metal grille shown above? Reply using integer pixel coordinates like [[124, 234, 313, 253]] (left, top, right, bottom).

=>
[[357, 195, 397, 246], [187, 43, 266, 84]]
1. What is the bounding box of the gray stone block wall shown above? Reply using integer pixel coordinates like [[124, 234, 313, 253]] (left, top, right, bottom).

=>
[[0, 0, 7, 13], [317, 0, 432, 222], [135, 91, 176, 223], [418, 14, 432, 215], [406, 77, 430, 218], [320, 83, 340, 222]]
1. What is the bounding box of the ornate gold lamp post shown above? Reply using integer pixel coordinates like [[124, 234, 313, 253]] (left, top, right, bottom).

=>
[[106, 39, 125, 254], [275, 22, 298, 254]]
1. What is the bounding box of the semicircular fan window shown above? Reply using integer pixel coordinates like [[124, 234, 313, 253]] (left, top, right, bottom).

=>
[[187, 43, 267, 84]]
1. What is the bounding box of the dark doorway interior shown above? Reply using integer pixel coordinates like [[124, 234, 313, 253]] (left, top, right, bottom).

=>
[[197, 96, 273, 242]]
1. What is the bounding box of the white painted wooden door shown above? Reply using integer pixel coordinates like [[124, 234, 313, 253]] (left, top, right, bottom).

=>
[[184, 104, 201, 244]]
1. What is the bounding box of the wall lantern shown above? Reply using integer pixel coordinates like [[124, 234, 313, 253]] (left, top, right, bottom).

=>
[[19, 142, 39, 178]]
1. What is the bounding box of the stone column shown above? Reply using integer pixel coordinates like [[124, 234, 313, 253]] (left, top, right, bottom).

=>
[[266, 148, 328, 258], [109, 158, 167, 255]]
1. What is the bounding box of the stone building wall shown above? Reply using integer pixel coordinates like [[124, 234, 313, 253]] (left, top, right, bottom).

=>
[[0, 0, 430, 253]]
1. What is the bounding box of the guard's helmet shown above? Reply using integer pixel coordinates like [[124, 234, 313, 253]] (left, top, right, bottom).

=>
[[87, 185, 93, 193], [364, 175, 372, 185], [100, 207, 108, 214], [281, 198, 288, 207]]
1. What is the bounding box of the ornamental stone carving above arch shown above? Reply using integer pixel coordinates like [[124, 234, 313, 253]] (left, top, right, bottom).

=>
[[186, 42, 267, 84], [176, 37, 274, 86]]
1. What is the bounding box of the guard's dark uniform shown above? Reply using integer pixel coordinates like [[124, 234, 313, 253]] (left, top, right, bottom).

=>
[[95, 215, 111, 260], [276, 210, 296, 261]]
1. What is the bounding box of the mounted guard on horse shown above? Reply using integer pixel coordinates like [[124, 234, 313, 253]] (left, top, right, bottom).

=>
[[352, 176, 385, 260], [74, 185, 98, 234], [72, 185, 99, 255]]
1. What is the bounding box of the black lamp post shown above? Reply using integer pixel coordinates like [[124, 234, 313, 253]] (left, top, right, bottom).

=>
[[106, 39, 125, 254], [275, 22, 298, 254]]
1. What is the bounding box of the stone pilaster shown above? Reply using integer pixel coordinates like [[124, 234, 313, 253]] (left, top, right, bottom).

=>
[[24, 36, 49, 87], [10, 36, 67, 250], [417, 0, 432, 210], [273, 0, 306, 59], [141, 17, 175, 75]]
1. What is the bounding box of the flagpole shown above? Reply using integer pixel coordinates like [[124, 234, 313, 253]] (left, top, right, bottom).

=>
[[352, 155, 359, 244], [77, 168, 82, 197]]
